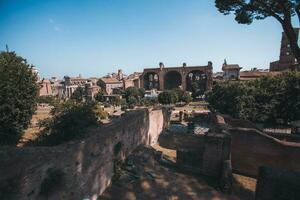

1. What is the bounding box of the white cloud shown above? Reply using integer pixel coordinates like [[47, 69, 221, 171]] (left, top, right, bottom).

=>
[[49, 18, 54, 24]]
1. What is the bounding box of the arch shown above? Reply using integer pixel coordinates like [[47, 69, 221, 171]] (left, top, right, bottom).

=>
[[164, 71, 182, 90], [143, 72, 160, 90], [186, 70, 207, 96]]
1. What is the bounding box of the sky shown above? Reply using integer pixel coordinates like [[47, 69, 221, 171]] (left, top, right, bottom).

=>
[[0, 0, 298, 78]]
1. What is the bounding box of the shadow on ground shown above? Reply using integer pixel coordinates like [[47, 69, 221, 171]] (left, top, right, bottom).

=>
[[99, 146, 248, 200]]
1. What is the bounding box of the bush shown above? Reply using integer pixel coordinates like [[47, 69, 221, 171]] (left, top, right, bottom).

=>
[[33, 101, 99, 146], [94, 90, 105, 102], [71, 87, 85, 102], [37, 96, 59, 106], [158, 90, 178, 105], [181, 92, 193, 103], [127, 96, 138, 109], [93, 103, 108, 120], [140, 97, 158, 107], [0, 51, 39, 145]]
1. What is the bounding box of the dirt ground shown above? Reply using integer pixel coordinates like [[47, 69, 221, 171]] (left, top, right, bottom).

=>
[[100, 145, 255, 200], [18, 105, 51, 147]]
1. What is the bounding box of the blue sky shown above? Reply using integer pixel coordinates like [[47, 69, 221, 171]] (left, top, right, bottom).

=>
[[0, 0, 297, 78]]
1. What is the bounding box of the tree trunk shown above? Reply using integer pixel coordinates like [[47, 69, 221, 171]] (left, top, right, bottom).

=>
[[281, 21, 300, 66]]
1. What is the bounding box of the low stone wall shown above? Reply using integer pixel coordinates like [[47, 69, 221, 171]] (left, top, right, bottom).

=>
[[217, 115, 300, 178], [176, 133, 231, 178], [0, 109, 169, 200], [255, 166, 300, 200], [229, 127, 300, 177]]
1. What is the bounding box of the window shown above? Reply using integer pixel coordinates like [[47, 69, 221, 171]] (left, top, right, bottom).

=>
[[286, 52, 290, 55]]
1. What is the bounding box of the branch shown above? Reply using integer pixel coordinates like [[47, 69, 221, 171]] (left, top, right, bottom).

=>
[[250, 0, 284, 24], [296, 1, 300, 24]]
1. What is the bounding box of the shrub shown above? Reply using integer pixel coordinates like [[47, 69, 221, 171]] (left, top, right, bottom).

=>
[[127, 96, 138, 109], [94, 90, 105, 102], [140, 97, 158, 107], [37, 96, 59, 106], [34, 101, 98, 146], [181, 92, 193, 103], [0, 51, 39, 145], [71, 87, 86, 102], [158, 90, 178, 105], [93, 103, 108, 120]]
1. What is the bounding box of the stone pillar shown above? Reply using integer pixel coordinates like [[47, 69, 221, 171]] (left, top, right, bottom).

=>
[[140, 75, 144, 89], [206, 61, 213, 91], [181, 72, 187, 91], [159, 71, 164, 91]]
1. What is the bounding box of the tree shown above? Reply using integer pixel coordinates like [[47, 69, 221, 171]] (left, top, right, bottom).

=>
[[71, 87, 85, 102], [95, 90, 105, 102], [0, 50, 39, 145], [215, 0, 300, 63], [124, 87, 144, 101], [35, 101, 98, 146], [181, 92, 193, 103], [207, 72, 300, 125], [158, 90, 178, 105]]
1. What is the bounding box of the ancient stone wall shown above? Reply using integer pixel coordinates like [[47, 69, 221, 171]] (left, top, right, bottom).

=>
[[0, 109, 169, 200], [229, 127, 300, 177], [215, 114, 300, 178]]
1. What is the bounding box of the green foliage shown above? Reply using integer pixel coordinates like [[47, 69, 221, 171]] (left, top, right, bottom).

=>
[[127, 96, 138, 109], [158, 90, 178, 105], [93, 103, 108, 120], [94, 90, 105, 102], [123, 87, 145, 108], [37, 96, 59, 106], [207, 73, 300, 125], [207, 81, 246, 117], [34, 101, 99, 146], [181, 92, 193, 103], [71, 87, 85, 102], [124, 87, 144, 101], [172, 88, 192, 103], [140, 97, 158, 107], [40, 168, 64, 196], [0, 51, 39, 145]]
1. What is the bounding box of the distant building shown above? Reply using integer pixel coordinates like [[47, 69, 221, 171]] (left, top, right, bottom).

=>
[[270, 28, 300, 71], [140, 62, 213, 94], [39, 79, 53, 96], [222, 60, 242, 80], [239, 70, 281, 81], [213, 72, 224, 80], [85, 82, 100, 100], [123, 72, 142, 89], [98, 77, 123, 95], [31, 66, 40, 81]]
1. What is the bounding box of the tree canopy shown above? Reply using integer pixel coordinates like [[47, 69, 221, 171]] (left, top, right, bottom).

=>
[[0, 51, 39, 145], [207, 72, 300, 125], [215, 0, 300, 62], [71, 87, 86, 102]]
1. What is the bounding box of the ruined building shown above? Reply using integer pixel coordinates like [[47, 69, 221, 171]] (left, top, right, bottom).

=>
[[141, 62, 213, 94], [270, 28, 300, 71]]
